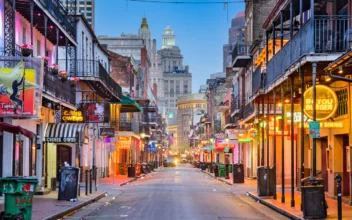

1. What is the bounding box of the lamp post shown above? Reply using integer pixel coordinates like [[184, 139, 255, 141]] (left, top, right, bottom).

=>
[[225, 135, 230, 179], [210, 137, 215, 173]]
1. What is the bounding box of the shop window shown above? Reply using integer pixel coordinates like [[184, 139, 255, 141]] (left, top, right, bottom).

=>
[[336, 89, 348, 116]]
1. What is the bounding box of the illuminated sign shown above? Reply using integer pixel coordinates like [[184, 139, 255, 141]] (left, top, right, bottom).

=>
[[238, 138, 251, 143], [299, 121, 343, 128], [268, 117, 290, 136], [81, 103, 109, 123], [61, 110, 84, 122], [100, 128, 115, 137], [225, 129, 246, 140], [0, 61, 42, 117], [117, 136, 131, 149], [303, 85, 337, 121]]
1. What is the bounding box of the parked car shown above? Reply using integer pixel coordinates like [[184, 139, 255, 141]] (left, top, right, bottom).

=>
[[163, 157, 178, 167]]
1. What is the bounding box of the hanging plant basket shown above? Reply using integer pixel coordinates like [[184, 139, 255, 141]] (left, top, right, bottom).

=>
[[69, 76, 79, 88], [42, 56, 49, 67], [21, 44, 33, 57], [50, 64, 59, 75], [59, 71, 68, 83]]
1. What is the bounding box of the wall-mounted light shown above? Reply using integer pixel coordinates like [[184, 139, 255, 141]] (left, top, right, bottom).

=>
[[325, 75, 331, 82], [338, 66, 344, 74]]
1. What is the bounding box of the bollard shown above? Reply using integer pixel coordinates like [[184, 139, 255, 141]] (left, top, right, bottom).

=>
[[89, 169, 93, 194], [85, 170, 88, 196], [334, 174, 342, 220]]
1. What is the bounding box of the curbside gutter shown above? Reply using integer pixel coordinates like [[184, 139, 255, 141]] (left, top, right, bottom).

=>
[[42, 191, 107, 220], [120, 173, 147, 186], [202, 170, 234, 186], [247, 192, 304, 220]]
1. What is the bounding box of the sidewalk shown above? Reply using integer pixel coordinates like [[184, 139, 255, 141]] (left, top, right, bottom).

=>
[[203, 170, 352, 219], [0, 191, 106, 220]]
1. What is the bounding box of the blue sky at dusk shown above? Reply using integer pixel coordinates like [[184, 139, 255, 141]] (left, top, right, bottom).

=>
[[96, 0, 244, 92]]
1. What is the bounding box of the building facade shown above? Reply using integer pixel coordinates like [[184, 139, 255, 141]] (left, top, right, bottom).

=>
[[176, 93, 206, 150], [60, 0, 95, 29]]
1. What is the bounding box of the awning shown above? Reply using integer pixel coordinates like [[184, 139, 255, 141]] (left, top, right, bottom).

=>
[[114, 95, 143, 113], [0, 122, 35, 139], [45, 123, 88, 143]]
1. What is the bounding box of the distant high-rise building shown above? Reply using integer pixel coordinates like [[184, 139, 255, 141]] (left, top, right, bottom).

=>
[[157, 26, 192, 126], [60, 0, 95, 29], [223, 12, 245, 72]]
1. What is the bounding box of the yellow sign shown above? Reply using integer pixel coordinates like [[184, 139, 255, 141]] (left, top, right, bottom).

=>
[[62, 110, 84, 122], [303, 85, 337, 121], [299, 121, 343, 128]]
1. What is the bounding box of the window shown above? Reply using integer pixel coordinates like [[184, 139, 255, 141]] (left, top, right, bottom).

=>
[[336, 89, 348, 116], [36, 40, 41, 56]]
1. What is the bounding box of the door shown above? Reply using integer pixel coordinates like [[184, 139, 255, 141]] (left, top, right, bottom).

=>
[[57, 145, 71, 181], [321, 138, 328, 191], [343, 135, 350, 196]]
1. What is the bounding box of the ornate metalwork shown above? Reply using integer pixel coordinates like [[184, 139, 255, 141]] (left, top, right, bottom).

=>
[[4, 0, 15, 57], [68, 45, 76, 75]]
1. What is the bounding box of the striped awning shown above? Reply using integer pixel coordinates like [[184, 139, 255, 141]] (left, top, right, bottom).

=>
[[45, 123, 88, 143]]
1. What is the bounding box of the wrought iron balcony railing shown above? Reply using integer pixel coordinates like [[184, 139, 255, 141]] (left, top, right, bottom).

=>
[[232, 43, 251, 67], [252, 66, 264, 95], [38, 0, 76, 38], [225, 115, 236, 125], [111, 119, 140, 134], [58, 59, 122, 99], [266, 15, 352, 89], [243, 103, 255, 120], [43, 69, 76, 105], [231, 96, 240, 115]]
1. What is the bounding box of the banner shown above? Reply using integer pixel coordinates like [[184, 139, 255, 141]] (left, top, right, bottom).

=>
[[0, 60, 42, 117]]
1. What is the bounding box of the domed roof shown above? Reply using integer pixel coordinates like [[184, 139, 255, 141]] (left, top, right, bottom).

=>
[[164, 25, 174, 35]]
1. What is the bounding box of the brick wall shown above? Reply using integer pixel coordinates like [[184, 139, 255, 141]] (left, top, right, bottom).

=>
[[108, 51, 130, 88]]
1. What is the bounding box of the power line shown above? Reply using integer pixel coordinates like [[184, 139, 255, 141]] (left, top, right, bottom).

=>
[[127, 0, 245, 4]]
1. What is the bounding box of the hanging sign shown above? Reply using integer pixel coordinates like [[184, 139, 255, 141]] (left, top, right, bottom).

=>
[[99, 128, 115, 137], [81, 103, 110, 123], [303, 85, 338, 121], [224, 147, 229, 153], [225, 129, 246, 140], [309, 121, 320, 138], [61, 110, 84, 122]]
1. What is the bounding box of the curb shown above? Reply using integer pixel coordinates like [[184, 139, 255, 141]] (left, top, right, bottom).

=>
[[247, 192, 304, 220], [202, 171, 234, 186], [120, 173, 146, 186], [42, 191, 107, 220]]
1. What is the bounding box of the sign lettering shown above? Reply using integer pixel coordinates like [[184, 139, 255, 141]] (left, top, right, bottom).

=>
[[100, 128, 115, 137], [61, 110, 83, 122]]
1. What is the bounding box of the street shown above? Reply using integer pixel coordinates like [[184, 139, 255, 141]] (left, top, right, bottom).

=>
[[74, 164, 288, 220]]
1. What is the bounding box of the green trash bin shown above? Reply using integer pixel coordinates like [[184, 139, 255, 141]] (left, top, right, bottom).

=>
[[218, 165, 226, 177], [0, 176, 38, 220]]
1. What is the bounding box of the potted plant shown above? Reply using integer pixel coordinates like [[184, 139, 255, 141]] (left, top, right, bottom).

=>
[[42, 56, 49, 67], [50, 64, 59, 75], [69, 76, 79, 87], [21, 44, 33, 57], [59, 70, 68, 82]]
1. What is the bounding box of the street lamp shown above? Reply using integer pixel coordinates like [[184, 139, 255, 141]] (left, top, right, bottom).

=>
[[209, 137, 215, 173]]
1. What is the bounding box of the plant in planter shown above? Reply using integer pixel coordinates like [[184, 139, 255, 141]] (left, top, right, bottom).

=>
[[42, 56, 49, 67], [21, 44, 33, 57], [50, 64, 59, 75], [59, 70, 68, 82], [69, 76, 79, 88]]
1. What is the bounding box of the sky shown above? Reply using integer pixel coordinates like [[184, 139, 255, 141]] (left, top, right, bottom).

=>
[[95, 0, 245, 93]]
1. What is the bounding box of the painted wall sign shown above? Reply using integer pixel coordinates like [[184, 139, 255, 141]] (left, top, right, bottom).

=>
[[46, 137, 77, 143], [225, 129, 246, 140], [100, 128, 115, 137], [303, 85, 338, 121], [0, 61, 42, 117], [61, 110, 84, 122]]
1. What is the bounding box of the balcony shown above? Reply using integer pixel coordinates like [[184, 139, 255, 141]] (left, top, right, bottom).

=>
[[232, 43, 251, 67], [58, 59, 122, 101], [231, 96, 240, 117], [38, 0, 76, 38], [43, 69, 76, 105], [266, 15, 351, 89], [252, 66, 264, 95], [242, 103, 255, 120], [111, 119, 140, 134], [225, 115, 236, 126]]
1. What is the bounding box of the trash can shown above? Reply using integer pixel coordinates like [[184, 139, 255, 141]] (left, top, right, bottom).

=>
[[218, 165, 225, 177], [128, 164, 136, 178], [233, 164, 244, 183], [154, 161, 158, 169], [0, 176, 38, 220], [201, 162, 207, 171], [141, 163, 148, 174], [257, 166, 275, 196], [58, 167, 80, 201], [213, 164, 219, 177], [228, 164, 232, 173], [301, 176, 328, 219]]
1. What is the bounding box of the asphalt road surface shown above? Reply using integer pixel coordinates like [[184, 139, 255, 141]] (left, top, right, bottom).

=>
[[77, 164, 289, 220]]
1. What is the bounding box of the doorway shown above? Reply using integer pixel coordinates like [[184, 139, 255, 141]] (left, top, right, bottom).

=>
[[321, 137, 328, 192], [57, 145, 71, 181], [343, 135, 350, 196]]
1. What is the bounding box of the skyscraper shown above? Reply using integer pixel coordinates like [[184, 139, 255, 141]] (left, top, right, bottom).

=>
[[223, 12, 245, 72], [60, 0, 95, 29]]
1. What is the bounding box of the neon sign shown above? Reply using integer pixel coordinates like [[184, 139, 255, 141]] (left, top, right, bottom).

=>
[[61, 110, 83, 122]]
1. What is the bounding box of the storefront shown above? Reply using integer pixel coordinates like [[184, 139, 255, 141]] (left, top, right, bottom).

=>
[[44, 123, 88, 187]]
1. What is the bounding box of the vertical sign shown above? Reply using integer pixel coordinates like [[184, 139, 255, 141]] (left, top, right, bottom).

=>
[[309, 121, 320, 138]]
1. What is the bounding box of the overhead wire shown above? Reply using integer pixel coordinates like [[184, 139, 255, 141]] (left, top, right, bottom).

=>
[[127, 0, 247, 4]]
